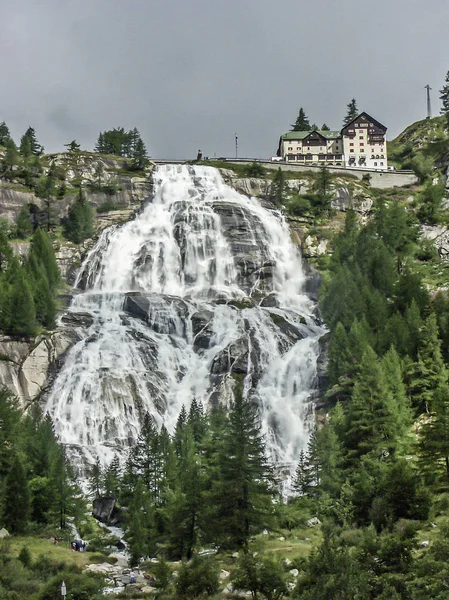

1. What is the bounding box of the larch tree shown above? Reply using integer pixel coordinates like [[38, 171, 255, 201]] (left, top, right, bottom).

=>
[[343, 98, 359, 125], [439, 70, 449, 129], [291, 107, 311, 131]]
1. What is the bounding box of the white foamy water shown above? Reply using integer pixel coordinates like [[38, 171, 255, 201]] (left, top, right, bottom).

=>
[[44, 165, 325, 477]]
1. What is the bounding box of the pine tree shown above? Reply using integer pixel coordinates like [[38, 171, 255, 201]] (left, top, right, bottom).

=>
[[64, 140, 81, 153], [0, 121, 11, 145], [381, 346, 411, 438], [103, 454, 121, 497], [126, 479, 158, 565], [270, 167, 286, 205], [131, 137, 149, 170], [345, 347, 399, 460], [29, 228, 60, 290], [407, 313, 448, 413], [63, 187, 94, 244], [20, 126, 43, 156], [88, 456, 103, 498], [439, 69, 449, 129], [15, 205, 33, 239], [2, 453, 31, 533], [166, 425, 205, 558], [1, 139, 20, 177], [321, 123, 330, 131], [8, 269, 37, 336], [208, 386, 275, 548], [36, 174, 57, 230], [419, 382, 449, 483], [343, 99, 358, 126], [291, 108, 311, 131], [311, 165, 333, 214], [294, 449, 313, 495], [188, 398, 206, 445]]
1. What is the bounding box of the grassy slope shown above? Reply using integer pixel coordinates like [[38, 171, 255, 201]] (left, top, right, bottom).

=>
[[388, 115, 449, 169]]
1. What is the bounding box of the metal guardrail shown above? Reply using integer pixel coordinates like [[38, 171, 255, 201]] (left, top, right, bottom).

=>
[[152, 157, 414, 175]]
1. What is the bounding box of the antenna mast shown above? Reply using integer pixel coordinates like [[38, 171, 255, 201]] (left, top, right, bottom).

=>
[[424, 84, 432, 119]]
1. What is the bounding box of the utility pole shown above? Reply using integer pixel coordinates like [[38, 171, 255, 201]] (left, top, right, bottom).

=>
[[235, 134, 238, 159], [425, 84, 432, 119]]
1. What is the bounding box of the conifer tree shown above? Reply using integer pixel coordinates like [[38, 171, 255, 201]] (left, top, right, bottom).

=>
[[439, 69, 449, 129], [131, 137, 149, 171], [345, 347, 399, 460], [15, 205, 33, 239], [188, 398, 206, 445], [294, 449, 312, 496], [29, 227, 60, 290], [127, 479, 158, 566], [270, 167, 286, 205], [407, 313, 448, 413], [0, 121, 10, 145], [103, 454, 121, 497], [208, 385, 275, 548], [166, 425, 205, 558], [2, 453, 31, 533], [343, 98, 358, 125], [381, 346, 411, 438], [1, 139, 20, 178], [321, 123, 330, 131], [419, 382, 449, 483], [291, 107, 311, 131], [8, 269, 37, 336], [63, 187, 94, 244], [88, 457, 103, 498], [20, 126, 43, 156]]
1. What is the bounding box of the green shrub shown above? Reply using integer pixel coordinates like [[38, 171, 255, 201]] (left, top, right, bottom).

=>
[[244, 162, 265, 178], [176, 556, 220, 599], [96, 199, 120, 213]]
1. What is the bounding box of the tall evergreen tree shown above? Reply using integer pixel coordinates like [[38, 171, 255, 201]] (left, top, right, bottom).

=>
[[270, 167, 286, 205], [419, 382, 449, 483], [19, 126, 43, 156], [343, 98, 358, 125], [131, 137, 149, 170], [0, 121, 11, 145], [8, 268, 37, 336], [407, 313, 448, 413], [2, 453, 31, 533], [15, 205, 33, 239], [29, 227, 59, 290], [208, 386, 275, 548], [0, 138, 20, 178], [439, 69, 449, 129], [63, 187, 94, 244], [345, 347, 399, 460], [321, 123, 330, 131], [291, 108, 311, 131]]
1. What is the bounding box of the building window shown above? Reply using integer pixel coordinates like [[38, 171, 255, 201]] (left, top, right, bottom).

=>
[[350, 149, 354, 153], [288, 147, 293, 151], [380, 162, 384, 166], [374, 162, 377, 166], [360, 143, 364, 146], [305, 154, 313, 160], [318, 154, 326, 160], [350, 143, 354, 146]]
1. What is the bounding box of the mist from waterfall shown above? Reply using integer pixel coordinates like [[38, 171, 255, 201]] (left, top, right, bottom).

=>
[[44, 165, 325, 478]]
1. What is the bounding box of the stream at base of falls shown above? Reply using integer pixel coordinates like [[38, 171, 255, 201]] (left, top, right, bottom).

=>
[[44, 164, 326, 480]]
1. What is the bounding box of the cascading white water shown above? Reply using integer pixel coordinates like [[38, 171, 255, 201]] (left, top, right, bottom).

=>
[[45, 165, 325, 477]]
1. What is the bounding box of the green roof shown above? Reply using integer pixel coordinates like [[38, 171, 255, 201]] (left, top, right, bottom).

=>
[[281, 130, 340, 140]]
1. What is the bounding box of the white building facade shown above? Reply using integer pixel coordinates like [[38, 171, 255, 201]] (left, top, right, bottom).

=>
[[341, 112, 387, 170], [278, 112, 388, 170]]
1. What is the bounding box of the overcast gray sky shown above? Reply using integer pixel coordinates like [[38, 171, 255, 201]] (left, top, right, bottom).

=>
[[1, 0, 448, 159]]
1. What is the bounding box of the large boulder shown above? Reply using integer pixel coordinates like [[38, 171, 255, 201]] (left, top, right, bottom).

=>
[[92, 497, 118, 523]]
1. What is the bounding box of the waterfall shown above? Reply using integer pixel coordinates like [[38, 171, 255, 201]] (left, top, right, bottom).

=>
[[44, 165, 325, 478]]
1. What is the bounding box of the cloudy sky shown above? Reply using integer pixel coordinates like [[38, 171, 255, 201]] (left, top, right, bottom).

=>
[[1, 0, 448, 159]]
